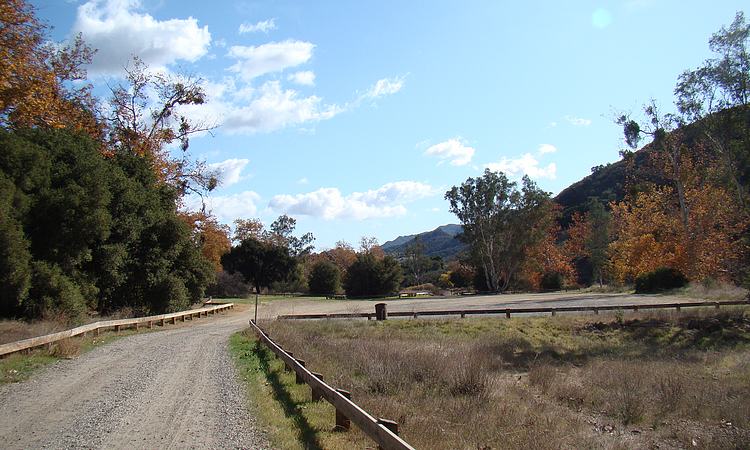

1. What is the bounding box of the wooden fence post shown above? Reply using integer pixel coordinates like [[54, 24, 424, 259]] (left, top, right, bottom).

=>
[[377, 418, 399, 449], [295, 359, 306, 384], [311, 372, 324, 401], [335, 389, 352, 431]]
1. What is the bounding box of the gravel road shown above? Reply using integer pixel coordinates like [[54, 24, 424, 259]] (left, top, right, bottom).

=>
[[0, 310, 268, 450]]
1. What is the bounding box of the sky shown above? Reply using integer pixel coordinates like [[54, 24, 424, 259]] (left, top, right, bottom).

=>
[[32, 0, 748, 250]]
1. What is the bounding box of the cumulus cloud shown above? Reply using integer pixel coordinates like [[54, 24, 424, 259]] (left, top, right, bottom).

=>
[[228, 40, 314, 81], [362, 76, 405, 100], [199, 191, 261, 224], [219, 81, 342, 134], [269, 181, 434, 220], [424, 138, 475, 166], [238, 18, 276, 34], [537, 144, 557, 154], [288, 70, 315, 86], [565, 115, 592, 126], [208, 158, 249, 187], [72, 0, 211, 73], [485, 153, 557, 180]]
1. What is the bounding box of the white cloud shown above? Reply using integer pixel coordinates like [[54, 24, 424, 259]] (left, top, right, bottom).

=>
[[238, 18, 276, 34], [208, 158, 249, 187], [424, 138, 475, 166], [228, 40, 314, 81], [269, 181, 434, 220], [220, 80, 342, 134], [297, 177, 309, 185], [485, 153, 557, 180], [288, 70, 315, 86], [73, 0, 211, 73], [537, 144, 557, 154], [565, 115, 592, 126], [202, 191, 261, 224], [362, 76, 405, 100]]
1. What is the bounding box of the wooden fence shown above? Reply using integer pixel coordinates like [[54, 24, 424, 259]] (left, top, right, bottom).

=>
[[0, 303, 235, 358], [249, 320, 415, 450], [277, 299, 750, 321]]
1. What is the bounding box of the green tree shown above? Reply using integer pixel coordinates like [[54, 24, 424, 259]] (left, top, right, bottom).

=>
[[586, 199, 611, 287], [308, 260, 341, 296], [403, 236, 429, 286], [675, 11, 750, 208], [221, 237, 295, 297], [344, 253, 403, 297], [445, 169, 553, 292]]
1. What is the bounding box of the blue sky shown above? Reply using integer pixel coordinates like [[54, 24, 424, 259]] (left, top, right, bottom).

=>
[[32, 0, 747, 249]]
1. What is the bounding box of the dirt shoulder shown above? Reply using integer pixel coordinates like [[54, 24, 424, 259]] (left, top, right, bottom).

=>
[[0, 309, 268, 450]]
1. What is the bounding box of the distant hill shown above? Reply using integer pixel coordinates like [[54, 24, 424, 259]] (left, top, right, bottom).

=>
[[382, 224, 467, 260]]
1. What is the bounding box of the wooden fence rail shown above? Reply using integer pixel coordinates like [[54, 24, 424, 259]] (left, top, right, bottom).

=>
[[249, 320, 415, 450], [277, 299, 750, 321], [0, 303, 235, 358]]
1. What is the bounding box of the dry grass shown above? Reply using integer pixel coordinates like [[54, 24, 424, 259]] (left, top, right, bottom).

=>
[[250, 307, 750, 449]]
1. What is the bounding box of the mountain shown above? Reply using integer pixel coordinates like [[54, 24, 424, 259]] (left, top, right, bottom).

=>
[[382, 224, 467, 259]]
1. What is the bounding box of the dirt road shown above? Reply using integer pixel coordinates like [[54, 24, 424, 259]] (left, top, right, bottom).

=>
[[0, 310, 267, 450], [258, 291, 728, 319]]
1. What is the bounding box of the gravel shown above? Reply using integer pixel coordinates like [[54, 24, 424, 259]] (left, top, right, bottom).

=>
[[0, 311, 268, 450]]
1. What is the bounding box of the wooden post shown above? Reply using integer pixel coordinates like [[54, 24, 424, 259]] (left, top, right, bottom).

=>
[[413, 312, 418, 319], [375, 303, 387, 321], [460, 311, 466, 318], [135, 323, 139, 331], [715, 302, 721, 309], [675, 306, 681, 313], [505, 310, 511, 319], [284, 352, 294, 372], [593, 308, 599, 315], [335, 389, 351, 431], [377, 418, 399, 449], [551, 310, 557, 317], [311, 372, 324, 401], [160, 319, 165, 326], [148, 321, 153, 329], [115, 325, 121, 333], [96, 327, 101, 337], [172, 317, 177, 324], [295, 359, 306, 384]]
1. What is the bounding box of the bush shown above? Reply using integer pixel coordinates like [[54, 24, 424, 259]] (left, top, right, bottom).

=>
[[344, 253, 403, 297], [206, 271, 251, 298], [540, 271, 563, 291], [308, 260, 341, 296], [26, 261, 86, 324], [635, 267, 688, 293]]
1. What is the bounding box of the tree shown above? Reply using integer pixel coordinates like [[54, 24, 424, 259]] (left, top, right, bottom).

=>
[[233, 218, 265, 243], [221, 237, 295, 297], [107, 57, 218, 198], [344, 253, 403, 297], [308, 260, 341, 296], [565, 199, 612, 286], [675, 11, 750, 208], [268, 214, 315, 257], [445, 169, 554, 292], [618, 101, 690, 229], [1, 0, 99, 137], [179, 211, 231, 273], [403, 236, 429, 286]]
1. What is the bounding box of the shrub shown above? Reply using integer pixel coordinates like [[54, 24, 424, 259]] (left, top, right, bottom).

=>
[[308, 260, 341, 296], [26, 261, 86, 324], [206, 271, 251, 298], [540, 271, 563, 291], [635, 267, 688, 293]]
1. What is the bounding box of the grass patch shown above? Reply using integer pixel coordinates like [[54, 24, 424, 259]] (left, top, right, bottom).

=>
[[253, 307, 750, 449]]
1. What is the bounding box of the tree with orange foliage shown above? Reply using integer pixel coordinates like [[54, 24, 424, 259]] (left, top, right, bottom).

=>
[[564, 200, 611, 286], [609, 180, 746, 283], [1, 0, 100, 138], [180, 211, 231, 273], [521, 210, 576, 291]]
